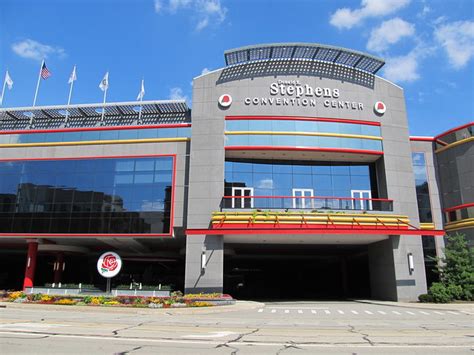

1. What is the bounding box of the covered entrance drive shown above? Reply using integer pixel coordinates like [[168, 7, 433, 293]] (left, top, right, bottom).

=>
[[224, 243, 370, 300]]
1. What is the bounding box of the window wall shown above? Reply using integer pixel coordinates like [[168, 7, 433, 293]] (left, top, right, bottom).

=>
[[224, 159, 378, 210], [412, 152, 433, 223], [0, 156, 174, 234]]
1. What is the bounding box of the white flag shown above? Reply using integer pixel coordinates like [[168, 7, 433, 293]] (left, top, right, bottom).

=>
[[4, 71, 13, 90], [137, 79, 145, 101], [99, 72, 109, 91], [68, 66, 77, 84]]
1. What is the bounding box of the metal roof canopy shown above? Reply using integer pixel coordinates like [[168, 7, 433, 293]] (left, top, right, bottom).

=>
[[0, 100, 190, 122], [224, 43, 385, 74]]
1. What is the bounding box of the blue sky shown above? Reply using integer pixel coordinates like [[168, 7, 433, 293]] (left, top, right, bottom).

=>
[[1, 0, 473, 136]]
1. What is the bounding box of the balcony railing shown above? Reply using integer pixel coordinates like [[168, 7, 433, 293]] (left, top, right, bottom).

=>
[[221, 195, 393, 212]]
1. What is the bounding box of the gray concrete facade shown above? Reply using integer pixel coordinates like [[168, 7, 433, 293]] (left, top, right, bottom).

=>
[[185, 60, 430, 300]]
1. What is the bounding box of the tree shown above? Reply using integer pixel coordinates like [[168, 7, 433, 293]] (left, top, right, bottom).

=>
[[430, 232, 474, 301]]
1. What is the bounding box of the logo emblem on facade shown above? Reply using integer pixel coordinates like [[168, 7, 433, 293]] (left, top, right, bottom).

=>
[[97, 251, 122, 278], [218, 94, 232, 108], [374, 101, 386, 115]]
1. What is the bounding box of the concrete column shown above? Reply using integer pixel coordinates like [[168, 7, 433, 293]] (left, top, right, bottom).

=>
[[184, 234, 223, 294], [368, 238, 397, 300], [53, 253, 65, 284], [23, 240, 39, 290]]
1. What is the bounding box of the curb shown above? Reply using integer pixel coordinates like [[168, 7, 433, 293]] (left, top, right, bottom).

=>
[[352, 299, 474, 313], [0, 300, 264, 315]]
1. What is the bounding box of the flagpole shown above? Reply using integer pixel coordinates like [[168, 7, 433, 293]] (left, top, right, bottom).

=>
[[138, 79, 144, 122], [101, 81, 108, 124], [0, 72, 7, 106], [65, 65, 76, 124], [33, 59, 44, 107]]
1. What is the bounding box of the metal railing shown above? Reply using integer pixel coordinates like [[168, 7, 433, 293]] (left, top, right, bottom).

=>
[[221, 195, 393, 212]]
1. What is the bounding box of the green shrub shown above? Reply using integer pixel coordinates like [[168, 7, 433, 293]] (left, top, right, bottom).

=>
[[428, 282, 453, 303], [418, 293, 433, 303], [446, 284, 463, 300]]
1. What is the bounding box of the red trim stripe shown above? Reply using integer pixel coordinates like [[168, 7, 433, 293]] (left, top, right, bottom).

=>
[[225, 146, 384, 156], [435, 122, 473, 140], [0, 234, 172, 238], [186, 228, 445, 236], [444, 202, 474, 213], [409, 136, 435, 142], [225, 115, 381, 126], [0, 123, 191, 135], [223, 195, 392, 202], [0, 154, 173, 162]]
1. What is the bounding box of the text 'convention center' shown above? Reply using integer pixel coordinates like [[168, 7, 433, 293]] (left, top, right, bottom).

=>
[[0, 43, 472, 301]]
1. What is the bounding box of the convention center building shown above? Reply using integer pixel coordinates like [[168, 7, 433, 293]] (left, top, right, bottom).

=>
[[0, 43, 472, 301]]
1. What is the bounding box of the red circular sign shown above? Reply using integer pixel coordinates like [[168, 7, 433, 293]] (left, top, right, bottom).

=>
[[374, 101, 386, 115], [218, 94, 232, 107]]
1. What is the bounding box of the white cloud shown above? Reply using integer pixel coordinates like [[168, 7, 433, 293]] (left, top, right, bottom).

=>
[[367, 18, 415, 52], [330, 0, 411, 29], [169, 87, 188, 102], [154, 0, 163, 13], [156, 0, 227, 31], [169, 0, 192, 12], [201, 67, 211, 75], [434, 20, 474, 69], [384, 51, 420, 83], [11, 39, 65, 61], [257, 179, 273, 189]]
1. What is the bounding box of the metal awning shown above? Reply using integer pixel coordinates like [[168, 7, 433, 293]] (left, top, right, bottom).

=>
[[0, 100, 190, 121], [224, 43, 385, 74]]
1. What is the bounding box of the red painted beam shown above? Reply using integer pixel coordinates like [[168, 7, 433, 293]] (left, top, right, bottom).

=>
[[225, 146, 384, 156], [225, 115, 381, 126]]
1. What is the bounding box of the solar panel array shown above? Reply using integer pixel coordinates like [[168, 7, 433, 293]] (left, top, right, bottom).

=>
[[224, 43, 384, 74], [221, 43, 384, 88], [0, 101, 191, 131]]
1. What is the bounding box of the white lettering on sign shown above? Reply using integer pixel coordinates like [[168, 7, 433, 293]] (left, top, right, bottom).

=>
[[245, 80, 362, 110]]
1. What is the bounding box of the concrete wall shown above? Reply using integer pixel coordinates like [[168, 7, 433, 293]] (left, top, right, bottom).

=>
[[186, 67, 428, 300]]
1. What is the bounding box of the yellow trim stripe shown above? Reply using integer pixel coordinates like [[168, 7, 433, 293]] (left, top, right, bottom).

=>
[[225, 131, 383, 141], [435, 137, 474, 153], [445, 218, 474, 231], [0, 137, 190, 148], [213, 212, 407, 218], [420, 222, 436, 230]]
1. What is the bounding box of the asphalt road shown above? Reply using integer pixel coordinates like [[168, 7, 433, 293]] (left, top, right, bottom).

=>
[[0, 300, 472, 354]]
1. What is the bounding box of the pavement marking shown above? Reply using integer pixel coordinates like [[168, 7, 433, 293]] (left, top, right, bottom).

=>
[[284, 310, 289, 314], [434, 311, 444, 315], [258, 309, 263, 313], [392, 311, 401, 315], [324, 310, 331, 314], [311, 310, 317, 314], [447, 311, 459, 315], [271, 309, 276, 313], [377, 311, 386, 315], [338, 310, 344, 314], [182, 331, 237, 339], [298, 310, 303, 314], [405, 311, 416, 315], [351, 310, 358, 315], [0, 331, 472, 349], [419, 311, 430, 315], [364, 310, 373, 315]]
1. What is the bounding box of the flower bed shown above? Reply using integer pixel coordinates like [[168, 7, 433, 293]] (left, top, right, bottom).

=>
[[3, 291, 235, 308]]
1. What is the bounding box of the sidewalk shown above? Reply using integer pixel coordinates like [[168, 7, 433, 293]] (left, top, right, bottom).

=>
[[0, 300, 264, 315], [354, 299, 474, 313]]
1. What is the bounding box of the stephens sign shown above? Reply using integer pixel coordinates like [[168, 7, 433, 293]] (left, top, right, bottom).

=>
[[244, 80, 364, 110], [97, 251, 122, 278]]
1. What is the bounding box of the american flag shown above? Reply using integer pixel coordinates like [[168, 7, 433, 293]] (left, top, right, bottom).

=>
[[41, 62, 52, 79]]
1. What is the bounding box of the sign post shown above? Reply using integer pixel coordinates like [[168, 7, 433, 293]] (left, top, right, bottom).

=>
[[96, 251, 122, 293]]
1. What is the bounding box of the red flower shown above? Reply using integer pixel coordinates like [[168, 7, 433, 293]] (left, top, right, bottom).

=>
[[101, 254, 118, 272]]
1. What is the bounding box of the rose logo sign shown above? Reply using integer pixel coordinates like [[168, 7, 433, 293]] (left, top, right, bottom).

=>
[[97, 251, 122, 278], [374, 101, 386, 115], [218, 94, 232, 108]]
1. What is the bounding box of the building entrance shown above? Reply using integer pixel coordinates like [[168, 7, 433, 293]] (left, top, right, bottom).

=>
[[224, 244, 370, 300]]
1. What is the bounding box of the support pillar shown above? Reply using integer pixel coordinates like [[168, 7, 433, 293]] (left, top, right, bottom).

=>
[[53, 253, 65, 284], [184, 234, 223, 294], [23, 240, 39, 290]]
